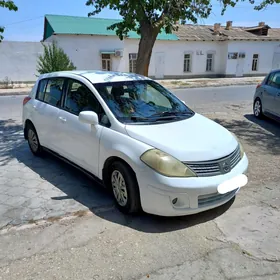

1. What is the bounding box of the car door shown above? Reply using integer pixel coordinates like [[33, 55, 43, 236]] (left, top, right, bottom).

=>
[[55, 78, 107, 176], [31, 77, 65, 148], [262, 72, 279, 115], [271, 71, 280, 116]]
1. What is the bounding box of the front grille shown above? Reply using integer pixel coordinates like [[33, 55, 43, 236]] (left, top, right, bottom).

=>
[[198, 189, 238, 207], [184, 145, 241, 177]]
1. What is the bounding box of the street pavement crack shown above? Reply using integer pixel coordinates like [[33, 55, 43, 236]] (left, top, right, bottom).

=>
[[231, 272, 280, 280], [134, 246, 231, 280]]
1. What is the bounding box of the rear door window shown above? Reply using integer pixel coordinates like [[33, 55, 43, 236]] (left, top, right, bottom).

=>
[[44, 78, 64, 107], [36, 78, 65, 107]]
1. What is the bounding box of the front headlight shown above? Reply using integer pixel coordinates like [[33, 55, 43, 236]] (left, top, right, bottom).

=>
[[231, 132, 245, 158], [140, 149, 197, 177]]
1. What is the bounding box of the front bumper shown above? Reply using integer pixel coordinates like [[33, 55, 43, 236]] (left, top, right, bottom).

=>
[[137, 153, 249, 216]]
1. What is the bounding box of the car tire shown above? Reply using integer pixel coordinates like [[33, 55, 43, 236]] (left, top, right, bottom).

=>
[[253, 98, 263, 119], [110, 161, 141, 214], [26, 124, 43, 156]]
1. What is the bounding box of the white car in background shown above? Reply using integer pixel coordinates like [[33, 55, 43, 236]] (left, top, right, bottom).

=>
[[22, 70, 248, 216]]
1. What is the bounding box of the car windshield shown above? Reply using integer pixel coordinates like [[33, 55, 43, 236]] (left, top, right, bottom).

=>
[[93, 80, 194, 124]]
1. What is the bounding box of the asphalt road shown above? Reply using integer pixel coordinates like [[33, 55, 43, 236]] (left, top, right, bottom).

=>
[[0, 85, 256, 120], [174, 85, 255, 105]]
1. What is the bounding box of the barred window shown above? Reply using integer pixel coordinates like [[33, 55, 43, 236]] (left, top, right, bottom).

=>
[[252, 54, 259, 71], [184, 54, 192, 72], [129, 53, 137, 73], [206, 53, 214, 72], [101, 54, 111, 71]]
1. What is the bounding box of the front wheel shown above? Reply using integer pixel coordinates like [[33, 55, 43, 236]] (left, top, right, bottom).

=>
[[253, 98, 263, 119], [110, 161, 141, 214]]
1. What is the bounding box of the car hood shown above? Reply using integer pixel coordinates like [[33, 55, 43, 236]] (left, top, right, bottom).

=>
[[125, 113, 238, 161]]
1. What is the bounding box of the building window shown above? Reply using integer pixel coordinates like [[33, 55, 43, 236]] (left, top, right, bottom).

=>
[[252, 54, 259, 71], [129, 53, 137, 73], [184, 54, 192, 72], [101, 54, 111, 71], [206, 53, 214, 72]]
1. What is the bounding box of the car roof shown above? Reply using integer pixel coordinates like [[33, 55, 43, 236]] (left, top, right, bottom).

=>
[[39, 70, 151, 84], [269, 68, 280, 74]]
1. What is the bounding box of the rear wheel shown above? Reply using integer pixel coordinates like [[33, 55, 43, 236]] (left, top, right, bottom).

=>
[[27, 124, 43, 156], [253, 98, 263, 119], [110, 161, 141, 214]]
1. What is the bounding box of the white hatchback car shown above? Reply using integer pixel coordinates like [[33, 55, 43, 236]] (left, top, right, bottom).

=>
[[22, 70, 248, 216]]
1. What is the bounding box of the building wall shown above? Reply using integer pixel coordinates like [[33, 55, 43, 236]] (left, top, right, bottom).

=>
[[46, 34, 126, 72], [124, 39, 227, 78], [0, 41, 46, 82], [0, 37, 278, 83], [51, 34, 228, 78], [225, 41, 280, 76]]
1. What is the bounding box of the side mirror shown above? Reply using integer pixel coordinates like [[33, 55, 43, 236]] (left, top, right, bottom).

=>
[[79, 111, 99, 125]]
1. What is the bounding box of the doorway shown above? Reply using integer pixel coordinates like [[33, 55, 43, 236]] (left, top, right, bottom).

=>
[[272, 52, 280, 70], [155, 53, 165, 79], [236, 56, 245, 77]]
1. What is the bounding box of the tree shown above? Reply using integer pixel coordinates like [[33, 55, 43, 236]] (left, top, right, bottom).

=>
[[37, 41, 76, 75], [0, 1, 18, 41], [253, 0, 280, 10], [86, 0, 277, 76]]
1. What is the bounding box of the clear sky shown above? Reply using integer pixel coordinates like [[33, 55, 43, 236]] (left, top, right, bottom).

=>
[[0, 0, 279, 41]]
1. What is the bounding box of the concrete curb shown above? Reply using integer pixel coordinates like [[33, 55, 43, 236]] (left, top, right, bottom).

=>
[[166, 82, 258, 90], [0, 91, 30, 96], [0, 82, 259, 97]]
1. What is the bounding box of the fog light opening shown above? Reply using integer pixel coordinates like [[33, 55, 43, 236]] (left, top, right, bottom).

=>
[[172, 198, 178, 205]]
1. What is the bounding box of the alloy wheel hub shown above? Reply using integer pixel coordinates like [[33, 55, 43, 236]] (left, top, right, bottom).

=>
[[111, 170, 128, 206]]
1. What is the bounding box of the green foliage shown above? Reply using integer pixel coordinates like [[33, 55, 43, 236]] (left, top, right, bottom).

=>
[[86, 0, 278, 75], [0, 1, 18, 41], [86, 0, 278, 40], [37, 42, 76, 75], [253, 0, 280, 10], [86, 0, 212, 40]]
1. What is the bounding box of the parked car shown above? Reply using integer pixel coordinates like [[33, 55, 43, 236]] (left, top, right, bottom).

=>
[[22, 70, 248, 216], [253, 69, 280, 121]]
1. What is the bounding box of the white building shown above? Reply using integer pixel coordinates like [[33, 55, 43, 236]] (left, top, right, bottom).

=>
[[2, 15, 280, 84], [43, 15, 280, 79]]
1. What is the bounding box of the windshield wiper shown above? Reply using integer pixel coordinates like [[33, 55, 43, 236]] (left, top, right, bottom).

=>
[[130, 115, 178, 122], [130, 111, 193, 123], [130, 116, 151, 122], [151, 111, 193, 118]]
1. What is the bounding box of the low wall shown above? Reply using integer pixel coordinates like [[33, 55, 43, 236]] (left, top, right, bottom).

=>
[[0, 41, 48, 83]]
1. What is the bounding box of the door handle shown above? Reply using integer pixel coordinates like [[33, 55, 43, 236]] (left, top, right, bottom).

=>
[[33, 105, 38, 111], [59, 116, 67, 122]]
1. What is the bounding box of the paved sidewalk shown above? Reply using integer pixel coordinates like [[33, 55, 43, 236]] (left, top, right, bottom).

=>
[[159, 76, 264, 89], [0, 99, 280, 279], [1, 100, 280, 229], [0, 87, 31, 96], [0, 76, 264, 96]]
